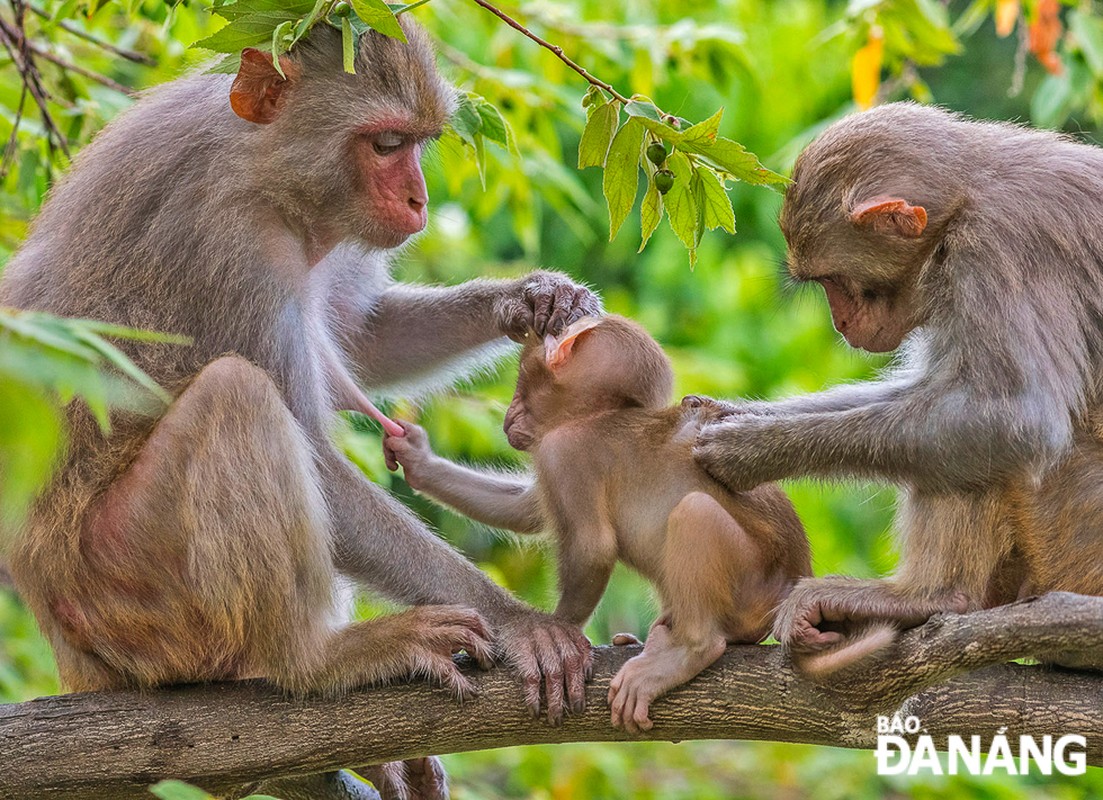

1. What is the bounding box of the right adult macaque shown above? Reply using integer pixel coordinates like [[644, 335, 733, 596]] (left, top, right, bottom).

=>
[[385, 315, 811, 734]]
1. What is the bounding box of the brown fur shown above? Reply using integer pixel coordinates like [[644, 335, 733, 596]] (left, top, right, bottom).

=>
[[386, 315, 811, 733], [693, 102, 1103, 675], [0, 18, 599, 797]]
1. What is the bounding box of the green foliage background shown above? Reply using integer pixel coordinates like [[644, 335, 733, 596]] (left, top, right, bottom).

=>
[[3, 0, 1103, 797]]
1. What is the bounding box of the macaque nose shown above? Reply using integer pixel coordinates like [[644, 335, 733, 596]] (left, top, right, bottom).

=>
[[408, 196, 426, 212]]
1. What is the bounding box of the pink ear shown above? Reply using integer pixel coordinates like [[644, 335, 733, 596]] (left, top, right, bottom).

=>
[[545, 317, 603, 369], [850, 195, 928, 238], [230, 49, 299, 124]]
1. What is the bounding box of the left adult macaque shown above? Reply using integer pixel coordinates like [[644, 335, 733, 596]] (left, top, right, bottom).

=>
[[691, 102, 1103, 674], [0, 19, 595, 798], [385, 315, 811, 732]]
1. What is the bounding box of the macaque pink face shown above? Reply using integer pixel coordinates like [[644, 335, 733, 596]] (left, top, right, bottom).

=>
[[354, 123, 431, 248], [816, 275, 911, 353]]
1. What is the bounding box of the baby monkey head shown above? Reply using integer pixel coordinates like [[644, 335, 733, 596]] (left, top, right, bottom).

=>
[[503, 315, 674, 451]]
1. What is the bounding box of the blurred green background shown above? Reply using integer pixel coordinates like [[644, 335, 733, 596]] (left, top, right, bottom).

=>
[[3, 0, 1103, 797]]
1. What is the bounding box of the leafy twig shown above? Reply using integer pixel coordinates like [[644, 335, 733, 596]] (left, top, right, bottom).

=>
[[20, 34, 135, 95], [466, 0, 630, 104], [26, 3, 155, 65], [0, 0, 69, 159]]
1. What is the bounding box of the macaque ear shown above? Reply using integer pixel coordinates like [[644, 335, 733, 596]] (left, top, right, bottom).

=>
[[545, 317, 603, 370], [850, 195, 928, 238], [230, 49, 299, 124]]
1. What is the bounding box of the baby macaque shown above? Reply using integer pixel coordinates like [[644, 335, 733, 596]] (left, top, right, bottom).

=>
[[384, 315, 810, 733]]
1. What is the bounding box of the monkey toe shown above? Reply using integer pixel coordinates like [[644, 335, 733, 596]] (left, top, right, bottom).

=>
[[611, 632, 642, 646]]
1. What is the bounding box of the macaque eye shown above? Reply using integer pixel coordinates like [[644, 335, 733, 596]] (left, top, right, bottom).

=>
[[372, 132, 405, 155], [862, 288, 880, 301]]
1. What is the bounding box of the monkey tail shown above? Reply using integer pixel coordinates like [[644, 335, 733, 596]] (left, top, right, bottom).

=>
[[796, 623, 897, 678]]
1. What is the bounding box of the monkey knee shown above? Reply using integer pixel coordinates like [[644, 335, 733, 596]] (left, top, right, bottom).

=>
[[185, 355, 280, 408], [668, 492, 728, 539]]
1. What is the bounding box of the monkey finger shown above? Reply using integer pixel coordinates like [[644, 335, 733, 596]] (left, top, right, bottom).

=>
[[544, 283, 576, 337], [530, 291, 554, 338], [611, 632, 642, 646], [425, 653, 477, 702]]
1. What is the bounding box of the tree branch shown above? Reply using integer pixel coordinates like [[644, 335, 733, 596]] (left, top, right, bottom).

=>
[[2, 593, 1103, 799], [466, 0, 630, 104]]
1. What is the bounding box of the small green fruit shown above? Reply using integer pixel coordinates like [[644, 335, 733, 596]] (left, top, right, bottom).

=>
[[646, 142, 667, 166], [333, 1, 352, 16], [655, 170, 675, 195]]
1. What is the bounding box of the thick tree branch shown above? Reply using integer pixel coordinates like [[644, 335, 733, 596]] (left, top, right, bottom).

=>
[[2, 593, 1102, 799]]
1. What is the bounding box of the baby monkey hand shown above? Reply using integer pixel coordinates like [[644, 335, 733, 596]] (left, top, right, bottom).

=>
[[383, 420, 434, 487]]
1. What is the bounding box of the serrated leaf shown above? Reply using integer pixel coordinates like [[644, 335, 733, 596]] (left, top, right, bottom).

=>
[[271, 20, 293, 76], [639, 176, 663, 252], [341, 16, 356, 73], [680, 108, 723, 145], [679, 137, 787, 186], [350, 0, 406, 41], [578, 101, 619, 169], [664, 151, 700, 252], [602, 117, 645, 241], [476, 102, 510, 148], [212, 0, 316, 21], [581, 85, 603, 108], [450, 94, 482, 143], [695, 166, 735, 234], [295, 0, 329, 40], [624, 98, 664, 123], [194, 13, 290, 53]]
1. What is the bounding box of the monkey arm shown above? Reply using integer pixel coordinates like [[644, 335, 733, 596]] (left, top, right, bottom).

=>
[[695, 384, 1070, 493], [320, 446, 591, 723], [342, 271, 600, 390], [405, 455, 546, 535], [710, 377, 915, 417]]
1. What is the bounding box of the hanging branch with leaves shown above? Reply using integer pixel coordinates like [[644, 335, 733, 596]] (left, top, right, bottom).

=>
[[193, 0, 786, 265]]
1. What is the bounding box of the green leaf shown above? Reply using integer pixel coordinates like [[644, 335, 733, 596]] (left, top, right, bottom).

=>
[[623, 98, 664, 124], [350, 0, 406, 42], [148, 780, 216, 800], [194, 13, 291, 53], [0, 379, 62, 525], [475, 102, 510, 148], [270, 20, 293, 76], [695, 166, 735, 234], [578, 101, 619, 169], [212, 0, 317, 21], [664, 151, 700, 254], [450, 93, 482, 144], [679, 137, 787, 186], [341, 16, 357, 74], [602, 117, 645, 241], [680, 108, 723, 146], [639, 174, 663, 252]]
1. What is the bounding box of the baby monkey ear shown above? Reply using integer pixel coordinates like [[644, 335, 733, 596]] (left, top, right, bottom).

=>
[[230, 49, 301, 124], [849, 195, 928, 238], [545, 316, 603, 370]]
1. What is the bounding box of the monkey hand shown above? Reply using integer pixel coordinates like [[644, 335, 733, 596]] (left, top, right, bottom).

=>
[[386, 605, 495, 700], [496, 270, 602, 341], [692, 415, 789, 491], [493, 610, 592, 726], [359, 757, 449, 800], [383, 420, 434, 485]]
